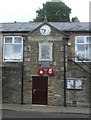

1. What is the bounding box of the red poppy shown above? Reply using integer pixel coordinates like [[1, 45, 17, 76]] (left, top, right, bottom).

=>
[[47, 68, 54, 75], [38, 68, 45, 76]]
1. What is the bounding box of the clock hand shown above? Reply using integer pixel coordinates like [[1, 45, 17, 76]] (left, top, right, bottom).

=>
[[41, 29, 46, 33]]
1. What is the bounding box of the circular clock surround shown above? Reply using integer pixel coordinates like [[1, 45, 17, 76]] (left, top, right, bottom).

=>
[[40, 25, 51, 35]]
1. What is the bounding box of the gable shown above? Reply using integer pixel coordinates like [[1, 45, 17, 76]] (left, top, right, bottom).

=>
[[28, 22, 68, 39]]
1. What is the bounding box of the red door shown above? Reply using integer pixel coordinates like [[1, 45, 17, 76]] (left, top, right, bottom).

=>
[[32, 76, 48, 105]]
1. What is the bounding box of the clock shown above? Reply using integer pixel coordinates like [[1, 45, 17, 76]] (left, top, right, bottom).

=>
[[40, 25, 51, 35]]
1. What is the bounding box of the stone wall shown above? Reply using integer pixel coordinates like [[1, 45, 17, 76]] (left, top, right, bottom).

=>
[[2, 67, 22, 103]]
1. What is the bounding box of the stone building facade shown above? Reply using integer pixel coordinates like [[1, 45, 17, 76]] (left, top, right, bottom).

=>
[[1, 22, 91, 107]]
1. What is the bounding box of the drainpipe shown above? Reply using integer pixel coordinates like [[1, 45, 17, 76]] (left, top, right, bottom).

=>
[[21, 38, 24, 104], [21, 60, 24, 104], [63, 36, 69, 107]]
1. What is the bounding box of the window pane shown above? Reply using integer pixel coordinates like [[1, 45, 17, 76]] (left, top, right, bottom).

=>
[[76, 52, 86, 60], [5, 37, 12, 43], [4, 45, 13, 60], [14, 37, 22, 43], [86, 45, 89, 51], [4, 44, 22, 60], [89, 45, 91, 60], [14, 45, 22, 53], [77, 45, 85, 52], [14, 45, 22, 59], [86, 37, 91, 43], [76, 37, 84, 43], [86, 44, 91, 61]]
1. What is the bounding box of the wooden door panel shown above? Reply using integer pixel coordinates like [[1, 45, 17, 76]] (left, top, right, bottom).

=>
[[32, 90, 47, 104], [32, 76, 48, 105]]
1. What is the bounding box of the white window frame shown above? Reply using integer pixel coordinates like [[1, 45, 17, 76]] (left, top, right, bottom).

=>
[[67, 78, 83, 90], [3, 36, 23, 62], [75, 36, 91, 62], [38, 42, 53, 61]]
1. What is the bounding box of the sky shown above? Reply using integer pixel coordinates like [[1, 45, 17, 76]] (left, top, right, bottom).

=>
[[0, 0, 90, 23]]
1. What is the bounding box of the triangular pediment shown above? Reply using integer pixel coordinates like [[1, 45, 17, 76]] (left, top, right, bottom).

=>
[[28, 22, 69, 37]]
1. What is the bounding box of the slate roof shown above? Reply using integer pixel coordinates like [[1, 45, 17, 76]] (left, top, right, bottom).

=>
[[0, 22, 90, 32]]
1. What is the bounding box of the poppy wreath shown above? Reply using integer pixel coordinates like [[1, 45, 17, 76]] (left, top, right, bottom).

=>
[[38, 68, 45, 76], [47, 68, 54, 75]]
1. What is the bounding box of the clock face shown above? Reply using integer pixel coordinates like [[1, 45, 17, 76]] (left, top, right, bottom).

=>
[[40, 25, 51, 35]]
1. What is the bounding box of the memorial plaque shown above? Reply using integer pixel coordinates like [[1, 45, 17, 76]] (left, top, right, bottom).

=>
[[41, 45, 50, 60]]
